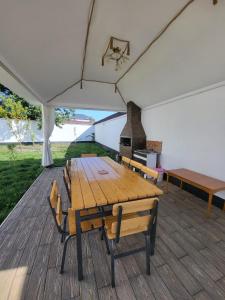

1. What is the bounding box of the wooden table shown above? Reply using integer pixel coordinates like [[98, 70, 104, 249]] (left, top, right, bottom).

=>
[[70, 156, 163, 280], [166, 168, 225, 215]]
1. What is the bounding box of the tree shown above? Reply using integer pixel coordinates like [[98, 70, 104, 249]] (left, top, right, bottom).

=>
[[0, 97, 30, 149], [0, 83, 75, 129]]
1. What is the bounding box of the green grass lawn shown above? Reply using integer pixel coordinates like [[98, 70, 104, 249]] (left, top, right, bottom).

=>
[[0, 142, 113, 224]]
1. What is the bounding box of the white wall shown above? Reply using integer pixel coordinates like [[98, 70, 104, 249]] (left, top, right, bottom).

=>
[[95, 115, 126, 151], [50, 123, 94, 142], [142, 84, 225, 199], [0, 118, 94, 143], [95, 83, 225, 199]]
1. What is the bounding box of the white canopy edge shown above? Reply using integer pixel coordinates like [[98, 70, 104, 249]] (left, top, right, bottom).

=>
[[0, 56, 42, 106]]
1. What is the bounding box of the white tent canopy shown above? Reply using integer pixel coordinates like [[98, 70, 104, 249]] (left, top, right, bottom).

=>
[[0, 0, 225, 165]]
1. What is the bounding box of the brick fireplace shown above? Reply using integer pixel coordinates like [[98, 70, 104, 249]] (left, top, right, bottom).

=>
[[120, 101, 146, 158]]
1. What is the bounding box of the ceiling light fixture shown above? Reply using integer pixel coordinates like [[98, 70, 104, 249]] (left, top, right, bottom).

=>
[[102, 36, 130, 71]]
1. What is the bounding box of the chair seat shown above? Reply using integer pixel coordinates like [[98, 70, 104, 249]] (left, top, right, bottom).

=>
[[105, 215, 151, 240]]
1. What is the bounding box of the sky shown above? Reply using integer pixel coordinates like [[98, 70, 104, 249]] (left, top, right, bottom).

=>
[[76, 109, 115, 121]]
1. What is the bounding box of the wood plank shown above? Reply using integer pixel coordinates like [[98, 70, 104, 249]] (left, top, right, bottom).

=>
[[158, 225, 186, 259], [194, 291, 213, 300], [84, 157, 128, 204], [79, 258, 99, 300], [61, 240, 80, 299], [88, 231, 111, 288], [24, 244, 51, 300], [76, 159, 96, 208], [80, 158, 107, 206], [173, 231, 223, 281], [0, 250, 23, 300], [181, 255, 225, 300], [157, 264, 193, 300], [166, 257, 202, 296], [167, 168, 225, 193], [98, 286, 118, 300], [116, 238, 142, 278], [91, 157, 132, 202], [44, 267, 62, 300], [129, 274, 156, 300], [200, 247, 225, 276], [71, 159, 84, 210]]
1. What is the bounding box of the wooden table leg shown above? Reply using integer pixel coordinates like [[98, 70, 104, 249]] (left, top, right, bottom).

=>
[[207, 193, 213, 217], [166, 173, 169, 193], [75, 210, 83, 281]]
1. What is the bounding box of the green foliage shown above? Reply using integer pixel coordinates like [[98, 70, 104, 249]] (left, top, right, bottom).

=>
[[0, 97, 28, 120]]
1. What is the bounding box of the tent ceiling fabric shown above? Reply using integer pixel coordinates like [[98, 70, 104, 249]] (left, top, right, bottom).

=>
[[0, 0, 224, 110]]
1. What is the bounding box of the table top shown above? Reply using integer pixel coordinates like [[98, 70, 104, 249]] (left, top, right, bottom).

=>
[[70, 156, 163, 210], [167, 168, 225, 193]]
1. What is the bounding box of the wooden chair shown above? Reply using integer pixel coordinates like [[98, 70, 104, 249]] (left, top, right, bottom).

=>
[[129, 159, 143, 172], [60, 207, 102, 274], [48, 180, 103, 273], [48, 180, 68, 243], [121, 156, 131, 167], [102, 198, 159, 287], [141, 165, 159, 184], [63, 167, 71, 202], [81, 153, 97, 157]]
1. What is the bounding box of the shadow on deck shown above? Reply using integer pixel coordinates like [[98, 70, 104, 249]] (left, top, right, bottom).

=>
[[0, 167, 225, 300]]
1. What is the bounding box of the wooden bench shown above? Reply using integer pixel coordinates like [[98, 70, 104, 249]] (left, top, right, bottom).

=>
[[166, 168, 225, 216]]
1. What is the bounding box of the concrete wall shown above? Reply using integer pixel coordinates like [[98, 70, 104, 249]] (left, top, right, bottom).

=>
[[95, 115, 127, 151], [0, 118, 94, 143]]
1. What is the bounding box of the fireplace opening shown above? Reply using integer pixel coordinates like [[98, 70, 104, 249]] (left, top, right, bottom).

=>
[[120, 137, 131, 147]]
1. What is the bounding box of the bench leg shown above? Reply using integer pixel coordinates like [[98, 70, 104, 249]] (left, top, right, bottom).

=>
[[166, 173, 169, 193], [180, 180, 183, 189]]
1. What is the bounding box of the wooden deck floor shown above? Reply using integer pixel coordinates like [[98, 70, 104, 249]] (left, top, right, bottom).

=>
[[0, 167, 225, 300]]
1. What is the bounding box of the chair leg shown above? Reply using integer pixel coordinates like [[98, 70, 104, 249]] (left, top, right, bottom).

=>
[[109, 240, 115, 288], [102, 228, 110, 255], [60, 235, 72, 274], [145, 234, 151, 275], [61, 215, 67, 243], [100, 228, 104, 240]]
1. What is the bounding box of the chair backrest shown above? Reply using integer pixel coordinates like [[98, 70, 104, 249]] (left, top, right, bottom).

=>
[[121, 156, 131, 166], [129, 159, 143, 171], [81, 153, 97, 157], [63, 167, 71, 201], [111, 198, 158, 242], [141, 166, 159, 184], [55, 194, 63, 227], [49, 180, 59, 209], [68, 208, 76, 235], [48, 180, 63, 232]]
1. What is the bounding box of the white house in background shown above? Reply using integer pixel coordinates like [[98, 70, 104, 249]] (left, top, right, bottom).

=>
[[0, 117, 94, 143]]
